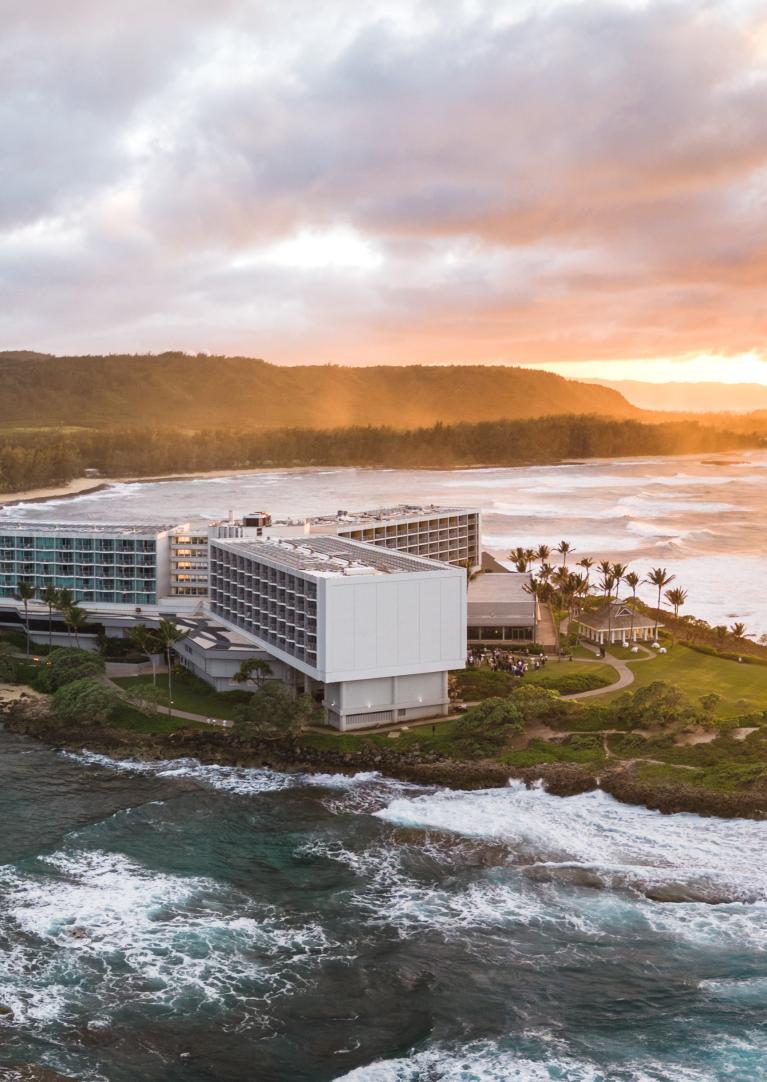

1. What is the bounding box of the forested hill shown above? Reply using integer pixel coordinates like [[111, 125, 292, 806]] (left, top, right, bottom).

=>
[[0, 352, 636, 428]]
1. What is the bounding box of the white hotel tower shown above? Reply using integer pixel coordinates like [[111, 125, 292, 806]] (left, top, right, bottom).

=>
[[207, 534, 466, 731]]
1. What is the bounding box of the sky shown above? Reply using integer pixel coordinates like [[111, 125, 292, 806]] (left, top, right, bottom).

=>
[[2, 0, 767, 383]]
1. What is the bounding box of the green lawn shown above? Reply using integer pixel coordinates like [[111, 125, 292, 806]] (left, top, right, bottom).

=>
[[521, 661, 619, 692], [109, 702, 215, 734], [604, 644, 767, 717], [112, 674, 245, 720], [604, 644, 644, 661]]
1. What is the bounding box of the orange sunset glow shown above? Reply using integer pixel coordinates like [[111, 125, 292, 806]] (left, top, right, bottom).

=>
[[3, 0, 767, 382]]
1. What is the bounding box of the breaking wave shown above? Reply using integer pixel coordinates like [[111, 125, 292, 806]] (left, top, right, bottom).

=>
[[374, 782, 767, 904], [333, 1035, 765, 1082], [0, 847, 336, 1030]]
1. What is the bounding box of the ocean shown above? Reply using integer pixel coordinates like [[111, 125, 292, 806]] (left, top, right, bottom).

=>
[[0, 741, 765, 1080], [3, 450, 766, 634], [1, 451, 766, 1079]]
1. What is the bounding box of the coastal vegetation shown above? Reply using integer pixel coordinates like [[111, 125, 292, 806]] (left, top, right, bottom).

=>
[[0, 351, 635, 429], [3, 645, 767, 816], [1, 414, 763, 494]]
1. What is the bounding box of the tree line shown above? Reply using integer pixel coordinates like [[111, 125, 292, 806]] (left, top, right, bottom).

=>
[[1, 414, 764, 493]]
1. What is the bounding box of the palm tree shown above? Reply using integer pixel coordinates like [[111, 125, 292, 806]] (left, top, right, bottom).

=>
[[535, 544, 550, 572], [551, 565, 579, 652], [597, 572, 616, 646], [508, 546, 531, 572], [66, 605, 88, 649], [665, 586, 688, 620], [597, 560, 613, 598], [127, 623, 161, 685], [624, 570, 640, 643], [41, 584, 58, 649], [461, 558, 483, 592], [538, 562, 554, 584], [54, 588, 75, 644], [645, 568, 675, 639], [611, 562, 628, 591], [568, 572, 590, 636], [14, 580, 35, 656], [730, 621, 749, 641], [610, 563, 628, 640], [664, 586, 688, 644], [577, 556, 594, 587], [517, 584, 547, 640], [156, 618, 189, 717], [555, 540, 573, 567]]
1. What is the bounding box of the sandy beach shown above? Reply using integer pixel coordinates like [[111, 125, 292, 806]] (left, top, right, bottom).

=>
[[0, 468, 287, 509]]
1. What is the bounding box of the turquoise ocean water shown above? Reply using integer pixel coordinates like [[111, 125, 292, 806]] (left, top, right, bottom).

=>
[[0, 734, 765, 1081]]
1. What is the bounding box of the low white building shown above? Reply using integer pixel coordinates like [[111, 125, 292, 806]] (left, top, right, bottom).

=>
[[578, 601, 660, 645], [173, 616, 299, 692], [207, 534, 466, 730], [467, 572, 537, 643]]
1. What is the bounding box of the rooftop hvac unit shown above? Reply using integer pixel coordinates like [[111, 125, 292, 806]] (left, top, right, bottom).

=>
[[243, 511, 272, 528]]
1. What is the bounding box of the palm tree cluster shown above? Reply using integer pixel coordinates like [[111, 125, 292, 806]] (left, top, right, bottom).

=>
[[8, 579, 189, 717], [508, 542, 688, 649], [13, 580, 90, 653]]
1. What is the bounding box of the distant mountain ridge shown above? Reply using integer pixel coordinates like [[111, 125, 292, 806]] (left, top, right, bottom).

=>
[[587, 379, 767, 414], [0, 352, 638, 428]]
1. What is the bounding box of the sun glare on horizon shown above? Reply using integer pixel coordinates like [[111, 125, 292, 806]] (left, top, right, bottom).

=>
[[538, 352, 767, 385]]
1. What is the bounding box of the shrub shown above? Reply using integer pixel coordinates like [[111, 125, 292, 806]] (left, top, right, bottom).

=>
[[686, 643, 767, 668], [508, 683, 569, 725], [505, 734, 606, 768], [96, 635, 146, 662], [533, 671, 612, 695], [37, 648, 105, 692], [0, 654, 20, 682], [0, 630, 53, 655], [611, 682, 701, 731], [451, 667, 519, 701], [452, 697, 524, 757], [52, 677, 119, 725], [234, 681, 320, 736]]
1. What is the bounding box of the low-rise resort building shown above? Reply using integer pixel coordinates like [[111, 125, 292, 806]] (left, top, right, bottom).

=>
[[577, 601, 660, 646], [467, 572, 537, 644]]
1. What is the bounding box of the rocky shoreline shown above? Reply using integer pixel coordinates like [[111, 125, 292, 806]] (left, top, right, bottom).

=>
[[3, 696, 766, 820]]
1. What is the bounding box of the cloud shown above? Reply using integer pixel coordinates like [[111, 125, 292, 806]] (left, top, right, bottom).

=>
[[1, 0, 766, 368]]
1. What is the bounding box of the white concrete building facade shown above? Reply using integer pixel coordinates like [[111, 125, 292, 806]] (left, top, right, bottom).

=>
[[207, 535, 466, 730]]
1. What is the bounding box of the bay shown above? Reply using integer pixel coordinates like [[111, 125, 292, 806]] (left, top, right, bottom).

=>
[[3, 450, 767, 634]]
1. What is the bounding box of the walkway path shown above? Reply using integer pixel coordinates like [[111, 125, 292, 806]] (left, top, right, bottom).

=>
[[562, 641, 655, 701], [535, 603, 558, 650], [104, 675, 233, 728]]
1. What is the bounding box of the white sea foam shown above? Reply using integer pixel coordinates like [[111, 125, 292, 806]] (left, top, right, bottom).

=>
[[0, 847, 336, 1027], [375, 783, 767, 903], [65, 750, 416, 808], [700, 976, 767, 1002], [333, 1040, 723, 1082], [65, 751, 294, 795]]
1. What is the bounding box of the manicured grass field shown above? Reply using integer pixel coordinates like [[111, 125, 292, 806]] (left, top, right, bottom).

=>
[[112, 674, 245, 720], [521, 661, 619, 691], [604, 645, 767, 717]]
